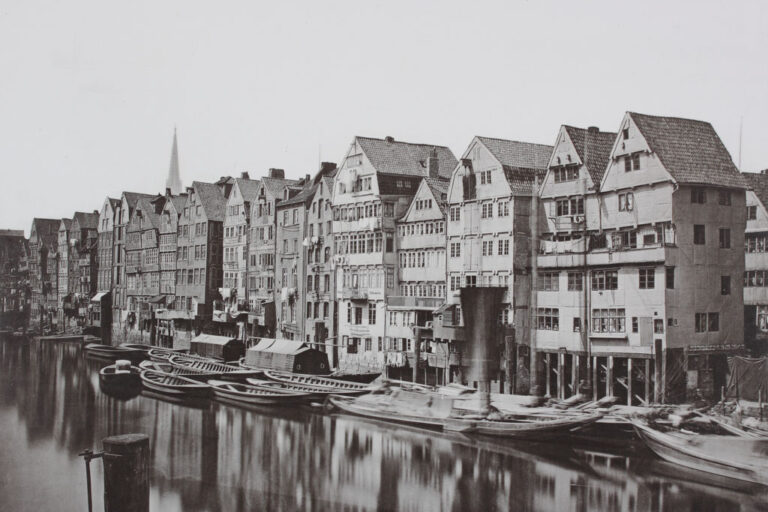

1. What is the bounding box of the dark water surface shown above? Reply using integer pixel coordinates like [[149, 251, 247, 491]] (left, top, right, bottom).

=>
[[0, 338, 766, 512]]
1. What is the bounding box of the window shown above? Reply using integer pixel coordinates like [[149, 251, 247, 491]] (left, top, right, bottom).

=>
[[450, 242, 461, 258], [591, 270, 618, 290], [365, 338, 372, 352], [708, 313, 719, 331], [719, 228, 731, 249], [368, 304, 376, 324], [481, 203, 493, 218], [450, 275, 461, 291], [622, 128, 629, 140], [632, 317, 638, 333], [534, 308, 559, 330], [566, 272, 583, 291], [666, 267, 675, 289], [591, 308, 626, 333], [721, 275, 731, 295], [498, 239, 509, 256], [718, 190, 732, 206], [693, 224, 706, 245], [450, 206, 461, 222], [497, 201, 509, 217], [572, 317, 581, 332], [553, 166, 579, 183], [537, 272, 559, 291], [624, 153, 641, 171], [747, 205, 757, 220], [465, 275, 477, 288], [618, 192, 634, 212], [691, 188, 707, 204], [654, 319, 664, 334], [482, 240, 494, 256], [695, 313, 706, 332], [639, 268, 655, 289]]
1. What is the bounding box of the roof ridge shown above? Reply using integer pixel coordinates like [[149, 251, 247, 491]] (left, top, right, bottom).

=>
[[476, 135, 553, 148], [356, 135, 452, 150]]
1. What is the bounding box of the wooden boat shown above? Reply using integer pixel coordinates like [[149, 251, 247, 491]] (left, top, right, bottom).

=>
[[99, 360, 141, 390], [119, 343, 153, 354], [329, 395, 462, 430], [329, 371, 381, 384], [469, 412, 603, 438], [84, 343, 146, 363], [245, 377, 364, 397], [138, 360, 219, 379], [147, 347, 188, 362], [208, 380, 312, 406], [633, 421, 768, 486], [140, 370, 212, 398], [169, 354, 261, 379], [263, 370, 375, 394], [38, 334, 85, 343]]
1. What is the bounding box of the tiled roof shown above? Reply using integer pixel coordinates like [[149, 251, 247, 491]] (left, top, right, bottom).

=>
[[262, 177, 298, 200], [32, 219, 62, 245], [108, 197, 121, 209], [235, 178, 261, 203], [192, 181, 227, 222], [136, 198, 161, 230], [476, 137, 552, 196], [123, 192, 155, 209], [743, 172, 768, 209], [425, 177, 450, 214], [563, 126, 616, 185], [73, 211, 99, 231], [356, 137, 458, 179], [278, 183, 316, 208], [60, 218, 72, 231], [169, 194, 187, 213], [629, 112, 747, 189]]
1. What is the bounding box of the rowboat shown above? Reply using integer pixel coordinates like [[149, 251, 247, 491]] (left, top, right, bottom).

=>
[[208, 380, 312, 407], [329, 395, 465, 431], [263, 370, 376, 394], [84, 343, 146, 363], [147, 347, 188, 362], [469, 412, 603, 438], [119, 343, 153, 354], [329, 371, 381, 384], [169, 354, 263, 379], [140, 370, 212, 398], [245, 377, 364, 397], [633, 421, 768, 486], [138, 360, 219, 379], [99, 360, 141, 391]]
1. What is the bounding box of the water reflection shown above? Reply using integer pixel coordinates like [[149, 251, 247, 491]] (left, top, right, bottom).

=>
[[0, 338, 765, 512]]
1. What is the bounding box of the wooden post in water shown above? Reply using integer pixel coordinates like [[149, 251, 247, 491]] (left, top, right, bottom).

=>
[[103, 434, 149, 512]]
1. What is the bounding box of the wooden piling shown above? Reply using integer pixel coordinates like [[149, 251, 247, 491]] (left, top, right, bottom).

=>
[[102, 433, 150, 512]]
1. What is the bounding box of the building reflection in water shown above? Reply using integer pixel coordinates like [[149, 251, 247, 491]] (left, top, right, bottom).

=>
[[0, 339, 761, 512]]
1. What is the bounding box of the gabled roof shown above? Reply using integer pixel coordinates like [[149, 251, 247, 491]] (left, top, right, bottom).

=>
[[562, 126, 616, 185], [108, 197, 121, 209], [235, 178, 261, 203], [169, 194, 187, 213], [743, 172, 768, 209], [192, 181, 227, 221], [73, 211, 98, 231], [59, 218, 72, 231], [475, 136, 553, 196], [136, 198, 161, 230], [277, 183, 316, 208], [261, 177, 299, 199], [628, 112, 747, 189], [356, 136, 458, 178], [425, 178, 450, 213], [31, 218, 62, 243], [123, 191, 155, 209]]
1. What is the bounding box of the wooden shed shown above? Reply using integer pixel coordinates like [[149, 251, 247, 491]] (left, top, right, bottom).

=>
[[244, 338, 330, 374], [190, 334, 245, 362]]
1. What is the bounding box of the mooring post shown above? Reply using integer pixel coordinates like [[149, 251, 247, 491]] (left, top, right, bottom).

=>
[[102, 433, 150, 512]]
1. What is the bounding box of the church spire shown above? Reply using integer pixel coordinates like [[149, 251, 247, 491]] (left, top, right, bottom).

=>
[[166, 127, 182, 194]]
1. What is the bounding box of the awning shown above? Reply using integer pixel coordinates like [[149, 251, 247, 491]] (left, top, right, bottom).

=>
[[147, 295, 166, 304], [90, 292, 109, 303]]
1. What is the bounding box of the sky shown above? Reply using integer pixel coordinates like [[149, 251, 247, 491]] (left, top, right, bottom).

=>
[[1, 0, 767, 234]]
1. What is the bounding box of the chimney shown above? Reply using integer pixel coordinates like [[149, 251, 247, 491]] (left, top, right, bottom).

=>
[[587, 126, 600, 134], [427, 147, 439, 179], [269, 168, 285, 179], [241, 171, 250, 179], [305, 174, 310, 183], [384, 136, 395, 144], [320, 162, 337, 173]]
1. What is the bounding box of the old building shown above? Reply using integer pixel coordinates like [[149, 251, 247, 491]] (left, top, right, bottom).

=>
[[304, 164, 338, 365], [28, 218, 61, 329], [217, 174, 260, 339], [535, 112, 747, 403], [97, 198, 120, 294], [112, 192, 155, 338], [439, 136, 552, 392], [275, 176, 314, 341], [247, 169, 297, 337], [70, 211, 99, 326], [392, 174, 450, 383], [57, 218, 72, 326], [741, 170, 768, 356], [153, 189, 187, 347], [173, 181, 228, 347], [0, 230, 29, 329], [332, 136, 457, 373]]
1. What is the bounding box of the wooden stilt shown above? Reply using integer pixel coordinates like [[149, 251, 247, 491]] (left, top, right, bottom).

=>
[[627, 358, 633, 406], [572, 354, 579, 396], [557, 352, 564, 399], [545, 354, 551, 397], [645, 359, 651, 404], [607, 356, 614, 397], [592, 356, 598, 401]]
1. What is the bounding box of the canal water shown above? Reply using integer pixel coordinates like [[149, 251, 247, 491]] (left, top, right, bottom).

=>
[[0, 338, 766, 512]]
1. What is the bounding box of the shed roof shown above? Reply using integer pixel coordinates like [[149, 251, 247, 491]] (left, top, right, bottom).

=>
[[190, 333, 239, 346], [356, 136, 458, 179], [248, 338, 309, 355], [628, 112, 747, 189]]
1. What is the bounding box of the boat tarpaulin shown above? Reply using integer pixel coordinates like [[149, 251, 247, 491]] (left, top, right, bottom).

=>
[[245, 338, 330, 374], [727, 356, 768, 401]]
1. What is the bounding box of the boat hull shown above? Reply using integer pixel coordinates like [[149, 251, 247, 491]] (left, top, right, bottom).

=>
[[140, 371, 212, 398]]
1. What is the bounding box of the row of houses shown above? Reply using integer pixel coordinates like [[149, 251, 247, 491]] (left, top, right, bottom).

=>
[[20, 111, 768, 403]]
